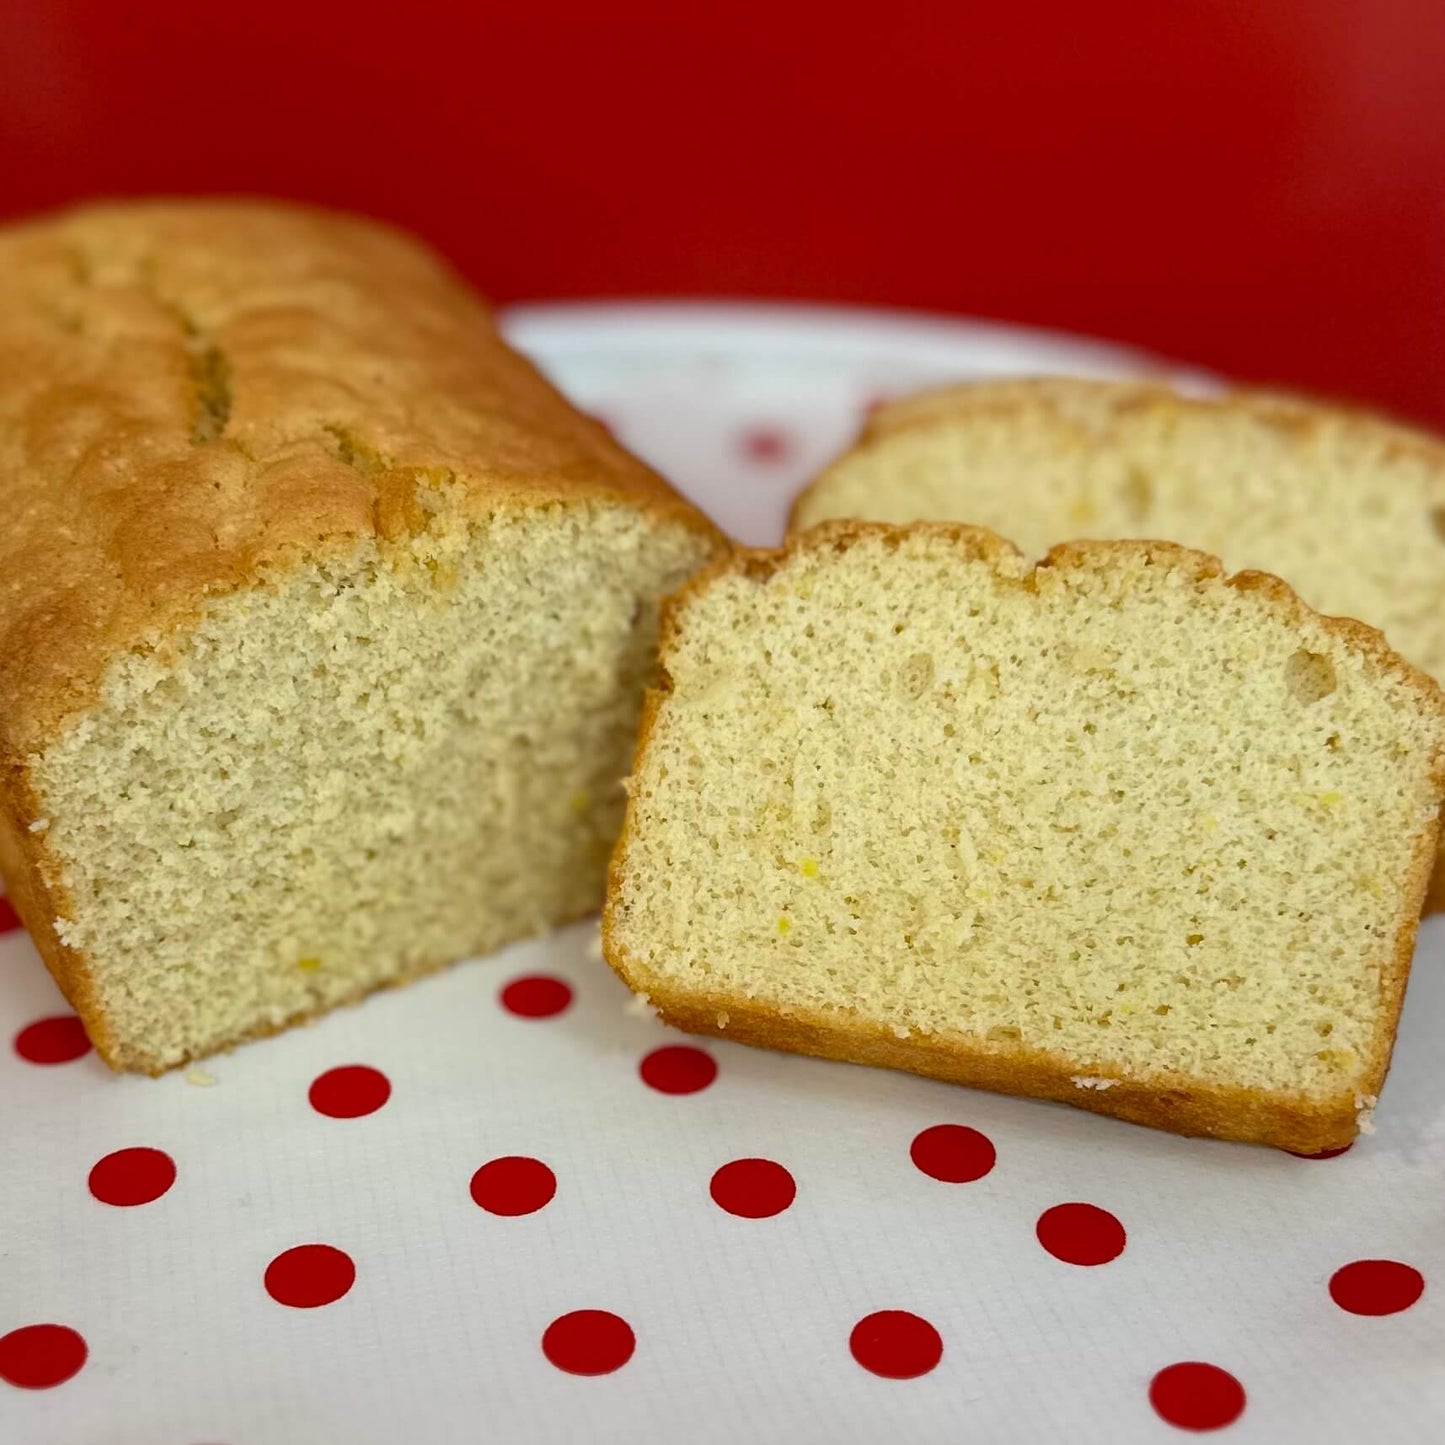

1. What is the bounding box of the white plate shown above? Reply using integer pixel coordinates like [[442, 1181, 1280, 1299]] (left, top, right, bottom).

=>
[[0, 304, 1436, 1445]]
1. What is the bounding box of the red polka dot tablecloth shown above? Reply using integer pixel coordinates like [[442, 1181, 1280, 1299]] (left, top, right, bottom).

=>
[[2, 304, 1441, 1445]]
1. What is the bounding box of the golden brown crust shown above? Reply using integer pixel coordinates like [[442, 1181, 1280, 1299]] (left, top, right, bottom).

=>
[[1427, 862, 1445, 914], [604, 519, 1445, 1151], [0, 199, 721, 760], [0, 199, 725, 1071], [639, 978, 1357, 1154]]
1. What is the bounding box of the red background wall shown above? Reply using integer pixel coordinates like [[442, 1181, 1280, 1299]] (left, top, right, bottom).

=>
[[5, 1, 1443, 425]]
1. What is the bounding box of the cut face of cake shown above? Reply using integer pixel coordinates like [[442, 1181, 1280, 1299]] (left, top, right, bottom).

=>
[[606, 522, 1445, 1151]]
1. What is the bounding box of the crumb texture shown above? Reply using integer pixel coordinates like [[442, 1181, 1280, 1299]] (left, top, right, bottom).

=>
[[795, 379, 1445, 680], [609, 528, 1445, 1116], [38, 505, 707, 1072]]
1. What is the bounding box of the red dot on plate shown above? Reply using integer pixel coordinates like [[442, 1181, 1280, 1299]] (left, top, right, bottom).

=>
[[740, 426, 792, 464], [13, 1014, 92, 1065], [0, 1324, 87, 1389], [1289, 1143, 1353, 1160], [1149, 1361, 1246, 1431], [0, 896, 22, 933], [1036, 1201, 1126, 1266], [910, 1124, 996, 1183], [88, 1146, 176, 1207], [308, 1064, 392, 1118], [470, 1156, 557, 1216], [849, 1310, 942, 1379], [541, 1309, 635, 1375], [710, 1158, 796, 1218], [264, 1244, 355, 1308], [1329, 1259, 1424, 1316], [639, 1044, 717, 1095], [500, 975, 573, 1018]]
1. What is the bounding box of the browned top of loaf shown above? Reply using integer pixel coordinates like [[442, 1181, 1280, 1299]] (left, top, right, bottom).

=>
[[850, 375, 1445, 462], [0, 199, 716, 757]]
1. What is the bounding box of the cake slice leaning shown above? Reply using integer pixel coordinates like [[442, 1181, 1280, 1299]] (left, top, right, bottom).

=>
[[605, 522, 1445, 1151]]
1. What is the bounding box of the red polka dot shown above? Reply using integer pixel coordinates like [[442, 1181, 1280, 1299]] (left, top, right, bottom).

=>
[[910, 1124, 996, 1183], [710, 1158, 796, 1218], [308, 1064, 391, 1118], [264, 1244, 355, 1308], [470, 1156, 557, 1216], [1289, 1143, 1353, 1160], [541, 1310, 635, 1375], [639, 1044, 717, 1094], [500, 975, 573, 1018], [1150, 1362, 1246, 1431], [1329, 1259, 1424, 1316], [1036, 1202, 1126, 1265], [0, 1324, 87, 1389], [13, 1014, 91, 1065], [863, 392, 892, 416], [88, 1147, 176, 1206], [849, 1310, 942, 1379], [739, 426, 792, 464], [0, 896, 21, 933]]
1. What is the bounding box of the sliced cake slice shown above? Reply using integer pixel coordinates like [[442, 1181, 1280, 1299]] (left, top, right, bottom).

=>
[[605, 523, 1445, 1151]]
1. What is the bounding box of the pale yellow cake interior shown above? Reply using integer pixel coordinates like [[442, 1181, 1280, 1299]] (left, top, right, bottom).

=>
[[610, 529, 1444, 1103], [35, 500, 709, 1071]]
